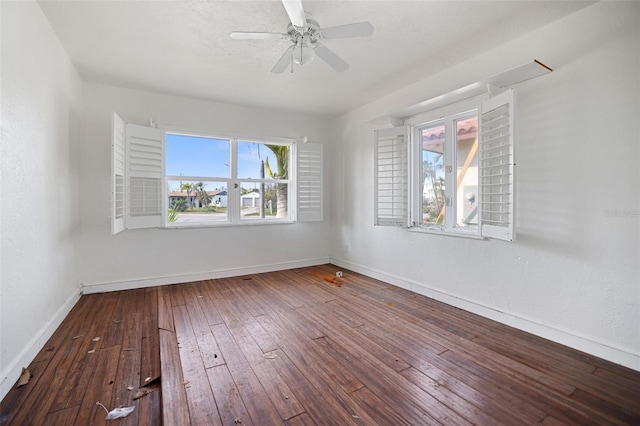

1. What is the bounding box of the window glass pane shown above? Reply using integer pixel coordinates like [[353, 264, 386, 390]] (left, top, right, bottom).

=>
[[165, 134, 230, 178], [455, 116, 479, 230], [238, 141, 289, 180], [239, 182, 289, 220], [421, 124, 445, 225], [167, 179, 228, 225]]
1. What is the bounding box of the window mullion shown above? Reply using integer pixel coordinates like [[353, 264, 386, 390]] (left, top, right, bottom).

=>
[[229, 138, 239, 224], [411, 126, 422, 226], [444, 118, 456, 228]]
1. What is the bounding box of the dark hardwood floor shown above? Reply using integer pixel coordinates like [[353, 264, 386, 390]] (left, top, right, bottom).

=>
[[1, 265, 638, 425]]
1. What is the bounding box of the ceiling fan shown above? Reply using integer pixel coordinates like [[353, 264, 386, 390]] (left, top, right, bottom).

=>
[[229, 0, 374, 73]]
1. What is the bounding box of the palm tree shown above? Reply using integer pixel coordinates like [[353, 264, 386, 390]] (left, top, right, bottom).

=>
[[423, 156, 445, 223], [193, 181, 210, 208], [180, 182, 194, 208], [265, 145, 289, 218]]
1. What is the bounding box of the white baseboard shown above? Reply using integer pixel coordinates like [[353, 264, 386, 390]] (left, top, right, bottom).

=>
[[330, 257, 640, 372], [0, 287, 82, 401], [82, 257, 331, 294]]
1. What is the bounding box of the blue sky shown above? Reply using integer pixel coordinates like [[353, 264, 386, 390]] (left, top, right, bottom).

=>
[[165, 134, 281, 191]]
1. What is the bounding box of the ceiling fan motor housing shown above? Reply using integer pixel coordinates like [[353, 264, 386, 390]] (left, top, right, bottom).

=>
[[287, 13, 322, 45]]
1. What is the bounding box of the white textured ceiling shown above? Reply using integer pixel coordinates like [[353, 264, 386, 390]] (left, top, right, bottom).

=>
[[38, 0, 592, 117]]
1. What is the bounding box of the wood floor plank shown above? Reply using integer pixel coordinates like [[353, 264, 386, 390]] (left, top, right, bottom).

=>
[[350, 287, 579, 398], [157, 285, 175, 332], [8, 331, 90, 425], [31, 294, 92, 364], [473, 334, 640, 411], [173, 305, 222, 426], [355, 324, 548, 423], [278, 269, 341, 303], [49, 325, 108, 412], [318, 299, 364, 329], [206, 365, 253, 426], [283, 412, 316, 426], [263, 346, 376, 425], [140, 288, 160, 387], [260, 308, 363, 394], [298, 300, 510, 424], [471, 330, 598, 375], [169, 283, 187, 307], [101, 289, 133, 348], [348, 386, 412, 426], [109, 312, 143, 426], [226, 322, 306, 421], [0, 360, 50, 425], [43, 405, 79, 425], [495, 323, 638, 381], [219, 276, 269, 317], [214, 277, 297, 353], [209, 322, 283, 425], [159, 328, 191, 425], [332, 296, 448, 356], [570, 388, 640, 425], [211, 278, 279, 352], [181, 282, 225, 368], [249, 273, 308, 309], [302, 304, 410, 372], [592, 366, 640, 394], [254, 315, 380, 425], [440, 349, 606, 425], [313, 333, 469, 425], [194, 280, 225, 325], [207, 279, 253, 330], [3, 265, 639, 425], [538, 415, 569, 426], [400, 366, 521, 425], [73, 345, 122, 426], [136, 382, 162, 426]]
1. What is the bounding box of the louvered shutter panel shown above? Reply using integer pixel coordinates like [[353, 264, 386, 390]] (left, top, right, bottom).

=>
[[111, 113, 126, 234], [125, 123, 164, 229], [374, 126, 409, 227], [479, 88, 515, 241], [297, 142, 323, 222]]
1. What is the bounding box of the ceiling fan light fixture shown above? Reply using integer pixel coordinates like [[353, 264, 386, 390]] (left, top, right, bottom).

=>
[[292, 39, 314, 66]]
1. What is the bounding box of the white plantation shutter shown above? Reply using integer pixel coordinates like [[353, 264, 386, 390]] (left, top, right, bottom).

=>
[[479, 89, 515, 241], [297, 142, 323, 222], [125, 123, 164, 229], [374, 126, 409, 227], [111, 113, 126, 234]]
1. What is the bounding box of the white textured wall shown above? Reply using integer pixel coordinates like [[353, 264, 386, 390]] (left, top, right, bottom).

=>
[[0, 1, 83, 397], [79, 84, 332, 291], [329, 1, 640, 369]]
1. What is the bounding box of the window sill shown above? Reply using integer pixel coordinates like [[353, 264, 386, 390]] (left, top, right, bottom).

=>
[[407, 226, 486, 240], [163, 219, 295, 229]]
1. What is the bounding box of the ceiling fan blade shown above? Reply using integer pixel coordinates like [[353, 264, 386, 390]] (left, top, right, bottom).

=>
[[229, 32, 287, 40], [271, 46, 294, 74], [321, 21, 374, 39], [281, 0, 307, 30], [315, 43, 349, 72]]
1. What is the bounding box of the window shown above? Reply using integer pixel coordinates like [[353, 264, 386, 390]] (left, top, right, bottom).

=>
[[374, 89, 514, 241], [111, 114, 322, 233], [166, 134, 230, 225], [415, 111, 479, 233], [165, 135, 293, 226]]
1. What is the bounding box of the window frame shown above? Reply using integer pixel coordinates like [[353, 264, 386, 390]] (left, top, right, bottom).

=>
[[410, 108, 481, 237], [374, 89, 515, 242], [163, 130, 296, 228], [112, 114, 323, 234]]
